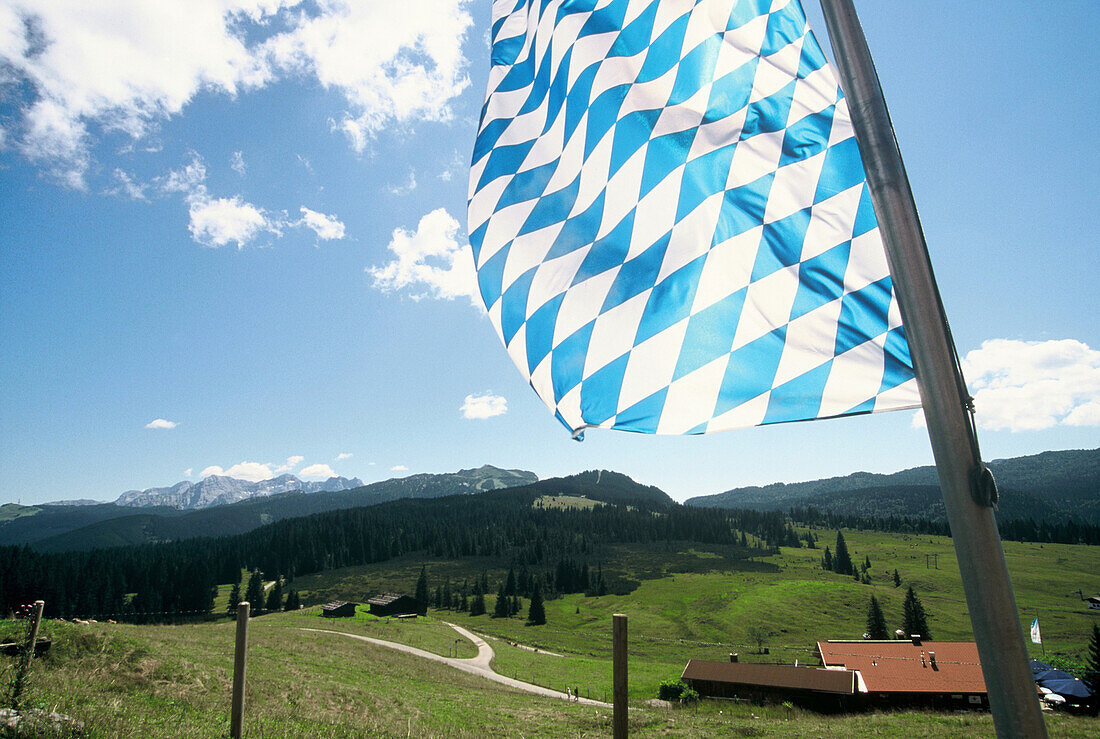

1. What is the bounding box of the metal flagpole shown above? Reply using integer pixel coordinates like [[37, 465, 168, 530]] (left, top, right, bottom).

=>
[[818, 2, 1046, 736]]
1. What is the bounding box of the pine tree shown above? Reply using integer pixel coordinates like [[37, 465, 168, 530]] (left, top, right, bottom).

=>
[[822, 547, 833, 571], [415, 566, 429, 608], [527, 583, 546, 625], [1085, 623, 1100, 698], [902, 586, 932, 639], [265, 577, 283, 612], [510, 595, 521, 617], [443, 579, 452, 611], [492, 584, 509, 618], [434, 586, 442, 610], [227, 582, 242, 616], [469, 579, 485, 616], [893, 569, 901, 588], [283, 589, 300, 611], [504, 567, 516, 597], [866, 596, 888, 639], [833, 531, 854, 575], [244, 570, 264, 613]]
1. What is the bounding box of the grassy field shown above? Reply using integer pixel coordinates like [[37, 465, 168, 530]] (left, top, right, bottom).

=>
[[1, 527, 1097, 737], [534, 495, 603, 510]]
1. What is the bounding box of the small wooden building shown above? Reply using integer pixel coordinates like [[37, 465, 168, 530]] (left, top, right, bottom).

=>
[[681, 659, 858, 711], [320, 601, 358, 618], [367, 593, 425, 617]]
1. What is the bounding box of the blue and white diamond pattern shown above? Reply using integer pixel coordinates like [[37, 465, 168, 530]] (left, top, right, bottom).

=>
[[469, 0, 920, 438]]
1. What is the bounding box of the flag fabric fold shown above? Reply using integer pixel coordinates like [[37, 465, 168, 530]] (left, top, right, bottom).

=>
[[469, 0, 920, 438], [1031, 618, 1042, 645]]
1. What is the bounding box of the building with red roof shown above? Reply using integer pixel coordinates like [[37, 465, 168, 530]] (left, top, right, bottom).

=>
[[817, 638, 989, 709]]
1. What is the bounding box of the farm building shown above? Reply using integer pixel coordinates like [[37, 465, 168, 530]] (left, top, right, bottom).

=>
[[367, 593, 425, 617], [817, 639, 989, 709], [682, 639, 992, 711], [1087, 596, 1100, 611], [320, 601, 358, 618], [681, 659, 858, 711]]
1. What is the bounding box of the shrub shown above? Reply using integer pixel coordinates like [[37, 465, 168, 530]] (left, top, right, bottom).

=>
[[658, 679, 684, 701], [658, 679, 699, 703]]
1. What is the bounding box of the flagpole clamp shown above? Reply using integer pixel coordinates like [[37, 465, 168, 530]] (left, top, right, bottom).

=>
[[969, 465, 998, 508]]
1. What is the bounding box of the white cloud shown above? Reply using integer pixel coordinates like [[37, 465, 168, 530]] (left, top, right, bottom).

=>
[[200, 456, 345, 481], [184, 468, 192, 477], [299, 463, 337, 479], [198, 460, 278, 481], [145, 418, 178, 429], [369, 207, 479, 305], [335, 452, 353, 461], [262, 1, 473, 152], [461, 393, 507, 420], [0, 1, 274, 187], [273, 455, 304, 474], [297, 207, 345, 241], [161, 154, 280, 248], [108, 169, 148, 200], [0, 0, 472, 186], [391, 465, 408, 472], [386, 169, 417, 195], [189, 195, 273, 248], [918, 339, 1100, 432], [160, 154, 345, 248], [231, 150, 246, 176], [221, 461, 276, 482]]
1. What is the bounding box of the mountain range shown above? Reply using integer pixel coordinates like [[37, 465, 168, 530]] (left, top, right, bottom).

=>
[[113, 474, 364, 509], [0, 465, 537, 551], [684, 448, 1100, 524]]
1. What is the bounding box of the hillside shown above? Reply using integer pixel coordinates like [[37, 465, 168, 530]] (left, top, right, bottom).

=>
[[5, 530, 1098, 737], [685, 448, 1100, 523], [3, 465, 537, 551]]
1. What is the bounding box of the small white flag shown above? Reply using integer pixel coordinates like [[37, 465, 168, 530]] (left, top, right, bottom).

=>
[[1030, 618, 1041, 644]]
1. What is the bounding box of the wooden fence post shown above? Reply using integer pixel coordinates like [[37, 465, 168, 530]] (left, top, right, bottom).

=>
[[613, 613, 627, 739], [230, 601, 250, 739], [9, 600, 44, 709]]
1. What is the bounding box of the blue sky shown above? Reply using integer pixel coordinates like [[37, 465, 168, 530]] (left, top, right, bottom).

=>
[[1, 0, 1097, 505]]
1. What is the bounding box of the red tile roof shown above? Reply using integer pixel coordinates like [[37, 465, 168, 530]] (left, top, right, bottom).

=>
[[817, 640, 987, 694]]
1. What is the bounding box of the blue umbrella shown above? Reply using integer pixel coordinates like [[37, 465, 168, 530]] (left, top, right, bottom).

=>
[[1040, 677, 1092, 702]]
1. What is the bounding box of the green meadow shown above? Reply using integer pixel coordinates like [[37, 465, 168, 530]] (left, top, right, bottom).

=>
[[2, 527, 1097, 737]]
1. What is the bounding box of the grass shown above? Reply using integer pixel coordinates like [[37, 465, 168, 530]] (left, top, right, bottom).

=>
[[2, 614, 1093, 737], [534, 495, 603, 510], [1, 528, 1098, 736]]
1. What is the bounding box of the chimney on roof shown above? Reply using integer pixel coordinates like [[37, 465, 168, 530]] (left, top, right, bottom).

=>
[[911, 635, 922, 645], [895, 629, 905, 639], [921, 651, 927, 667], [729, 653, 738, 663], [928, 651, 937, 669]]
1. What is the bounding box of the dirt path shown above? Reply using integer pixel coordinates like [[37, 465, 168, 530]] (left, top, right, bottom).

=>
[[299, 623, 609, 707]]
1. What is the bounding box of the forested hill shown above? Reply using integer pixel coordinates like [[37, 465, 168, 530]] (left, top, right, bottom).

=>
[[0, 472, 772, 621], [524, 470, 674, 509], [685, 448, 1100, 524], [1, 465, 537, 552]]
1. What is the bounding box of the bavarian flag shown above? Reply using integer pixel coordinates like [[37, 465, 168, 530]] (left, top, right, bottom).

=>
[[468, 0, 920, 438]]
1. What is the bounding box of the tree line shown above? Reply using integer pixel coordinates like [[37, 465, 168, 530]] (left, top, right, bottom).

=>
[[789, 506, 1100, 545], [0, 489, 794, 621]]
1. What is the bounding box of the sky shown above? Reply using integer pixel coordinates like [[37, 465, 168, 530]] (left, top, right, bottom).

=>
[[1, 0, 1097, 506]]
